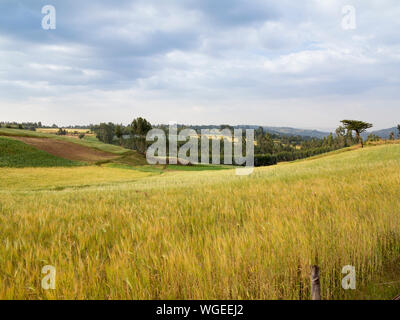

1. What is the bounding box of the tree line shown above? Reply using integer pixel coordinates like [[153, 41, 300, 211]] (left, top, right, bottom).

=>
[[91, 118, 391, 167], [3, 118, 399, 167], [92, 117, 152, 154], [253, 120, 379, 166]]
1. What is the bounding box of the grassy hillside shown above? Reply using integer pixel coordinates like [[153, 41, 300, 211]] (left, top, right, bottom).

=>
[[0, 136, 82, 168], [0, 128, 128, 155], [0, 144, 400, 299], [0, 128, 229, 170], [76, 135, 129, 154]]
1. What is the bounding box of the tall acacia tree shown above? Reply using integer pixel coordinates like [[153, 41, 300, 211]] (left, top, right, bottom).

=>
[[341, 120, 373, 148]]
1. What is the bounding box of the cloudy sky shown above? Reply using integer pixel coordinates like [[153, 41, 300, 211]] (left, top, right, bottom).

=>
[[0, 0, 399, 130]]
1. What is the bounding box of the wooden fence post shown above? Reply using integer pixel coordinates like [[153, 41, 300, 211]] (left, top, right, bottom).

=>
[[310, 265, 321, 300]]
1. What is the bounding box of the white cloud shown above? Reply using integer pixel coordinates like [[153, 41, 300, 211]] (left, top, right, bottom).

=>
[[0, 0, 400, 129]]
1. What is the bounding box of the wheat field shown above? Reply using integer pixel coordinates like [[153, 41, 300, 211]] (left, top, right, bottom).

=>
[[1, 144, 400, 299]]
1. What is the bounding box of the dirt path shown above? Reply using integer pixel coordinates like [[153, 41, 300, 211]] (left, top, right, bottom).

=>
[[11, 137, 118, 162]]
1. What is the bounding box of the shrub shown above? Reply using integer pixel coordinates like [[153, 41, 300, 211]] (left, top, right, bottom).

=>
[[254, 154, 277, 167]]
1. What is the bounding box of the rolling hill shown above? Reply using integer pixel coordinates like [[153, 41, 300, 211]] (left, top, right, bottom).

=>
[[262, 126, 330, 138], [0, 128, 145, 167], [1, 142, 400, 299], [0, 136, 83, 168], [363, 127, 399, 140], [181, 124, 331, 138], [0, 128, 227, 171]]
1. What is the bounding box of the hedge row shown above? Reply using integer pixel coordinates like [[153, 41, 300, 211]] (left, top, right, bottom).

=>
[[254, 154, 278, 166], [275, 146, 337, 162], [144, 146, 340, 167], [254, 146, 339, 167]]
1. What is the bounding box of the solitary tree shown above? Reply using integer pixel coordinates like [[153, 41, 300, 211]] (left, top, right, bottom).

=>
[[341, 120, 373, 148]]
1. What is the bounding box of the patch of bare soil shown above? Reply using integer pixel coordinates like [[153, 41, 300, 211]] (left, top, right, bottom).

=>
[[11, 137, 118, 162]]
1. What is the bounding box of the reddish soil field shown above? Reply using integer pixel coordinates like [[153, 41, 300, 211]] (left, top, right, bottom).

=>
[[11, 137, 118, 162]]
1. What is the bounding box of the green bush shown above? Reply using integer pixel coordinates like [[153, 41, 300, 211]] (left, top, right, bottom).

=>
[[254, 154, 277, 166]]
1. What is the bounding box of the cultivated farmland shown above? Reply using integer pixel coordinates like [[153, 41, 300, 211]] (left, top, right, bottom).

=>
[[0, 131, 400, 299]]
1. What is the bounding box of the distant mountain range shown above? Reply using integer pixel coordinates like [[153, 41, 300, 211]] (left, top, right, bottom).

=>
[[248, 125, 399, 140], [174, 124, 399, 140], [362, 127, 399, 140], [262, 127, 330, 139], [233, 125, 330, 139]]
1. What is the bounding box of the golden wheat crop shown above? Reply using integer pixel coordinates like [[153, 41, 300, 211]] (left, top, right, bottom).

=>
[[1, 144, 400, 299]]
